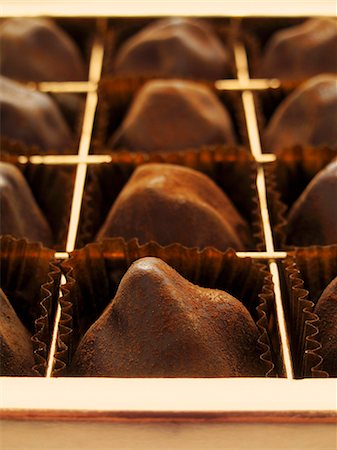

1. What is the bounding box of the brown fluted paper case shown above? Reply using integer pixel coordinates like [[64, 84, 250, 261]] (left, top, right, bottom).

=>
[[0, 236, 61, 376], [264, 146, 337, 249], [77, 146, 264, 253], [54, 238, 280, 377], [281, 245, 337, 378]]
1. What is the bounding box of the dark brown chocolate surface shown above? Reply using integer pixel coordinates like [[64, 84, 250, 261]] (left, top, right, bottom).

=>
[[286, 159, 337, 246], [69, 257, 266, 377], [260, 18, 337, 81], [0, 162, 53, 246], [110, 79, 237, 152], [0, 18, 86, 82], [0, 76, 73, 153], [314, 276, 337, 377], [0, 288, 35, 376], [114, 17, 231, 80], [96, 163, 252, 251], [263, 75, 337, 154]]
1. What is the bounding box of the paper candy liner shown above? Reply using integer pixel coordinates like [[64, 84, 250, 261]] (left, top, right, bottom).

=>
[[77, 146, 264, 253], [264, 146, 337, 249], [269, 146, 337, 210], [54, 238, 278, 377], [92, 75, 249, 153], [101, 18, 237, 82], [0, 151, 75, 250], [0, 236, 61, 376], [281, 245, 337, 377]]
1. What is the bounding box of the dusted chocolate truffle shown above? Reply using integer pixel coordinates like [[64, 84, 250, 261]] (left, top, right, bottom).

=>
[[0, 18, 86, 81], [314, 276, 337, 376], [69, 257, 265, 377], [97, 163, 252, 251], [286, 160, 337, 246], [261, 19, 337, 80], [111, 79, 237, 152], [264, 75, 337, 153], [114, 17, 231, 80], [0, 288, 35, 376], [0, 76, 72, 152], [0, 162, 53, 246]]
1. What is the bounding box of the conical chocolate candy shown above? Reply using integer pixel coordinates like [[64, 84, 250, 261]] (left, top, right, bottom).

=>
[[264, 75, 337, 153], [0, 162, 53, 246], [97, 163, 252, 251], [69, 257, 265, 377], [0, 289, 35, 376], [286, 160, 337, 246], [314, 276, 337, 376], [0, 18, 86, 81], [0, 76, 73, 153], [114, 17, 231, 81], [111, 79, 236, 153], [261, 19, 337, 81]]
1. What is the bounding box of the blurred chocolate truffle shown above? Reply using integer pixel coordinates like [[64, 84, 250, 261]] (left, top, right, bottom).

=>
[[0, 288, 35, 376], [314, 276, 337, 376], [111, 79, 237, 152], [286, 160, 337, 246], [264, 75, 337, 153], [114, 17, 231, 80], [97, 163, 252, 251], [0, 18, 86, 81], [69, 257, 265, 377], [261, 19, 337, 81], [0, 76, 73, 152], [0, 162, 53, 246]]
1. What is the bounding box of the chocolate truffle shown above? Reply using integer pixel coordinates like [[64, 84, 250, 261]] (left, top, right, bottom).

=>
[[69, 257, 265, 377], [0, 162, 53, 246], [286, 160, 337, 246], [0, 18, 86, 81], [261, 18, 337, 81], [0, 288, 35, 376], [314, 276, 337, 376], [97, 163, 252, 251], [0, 76, 72, 152], [114, 17, 231, 80], [264, 75, 337, 153], [111, 79, 237, 152]]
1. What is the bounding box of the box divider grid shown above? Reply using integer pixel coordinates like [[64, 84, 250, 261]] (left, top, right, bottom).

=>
[[4, 17, 301, 379]]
